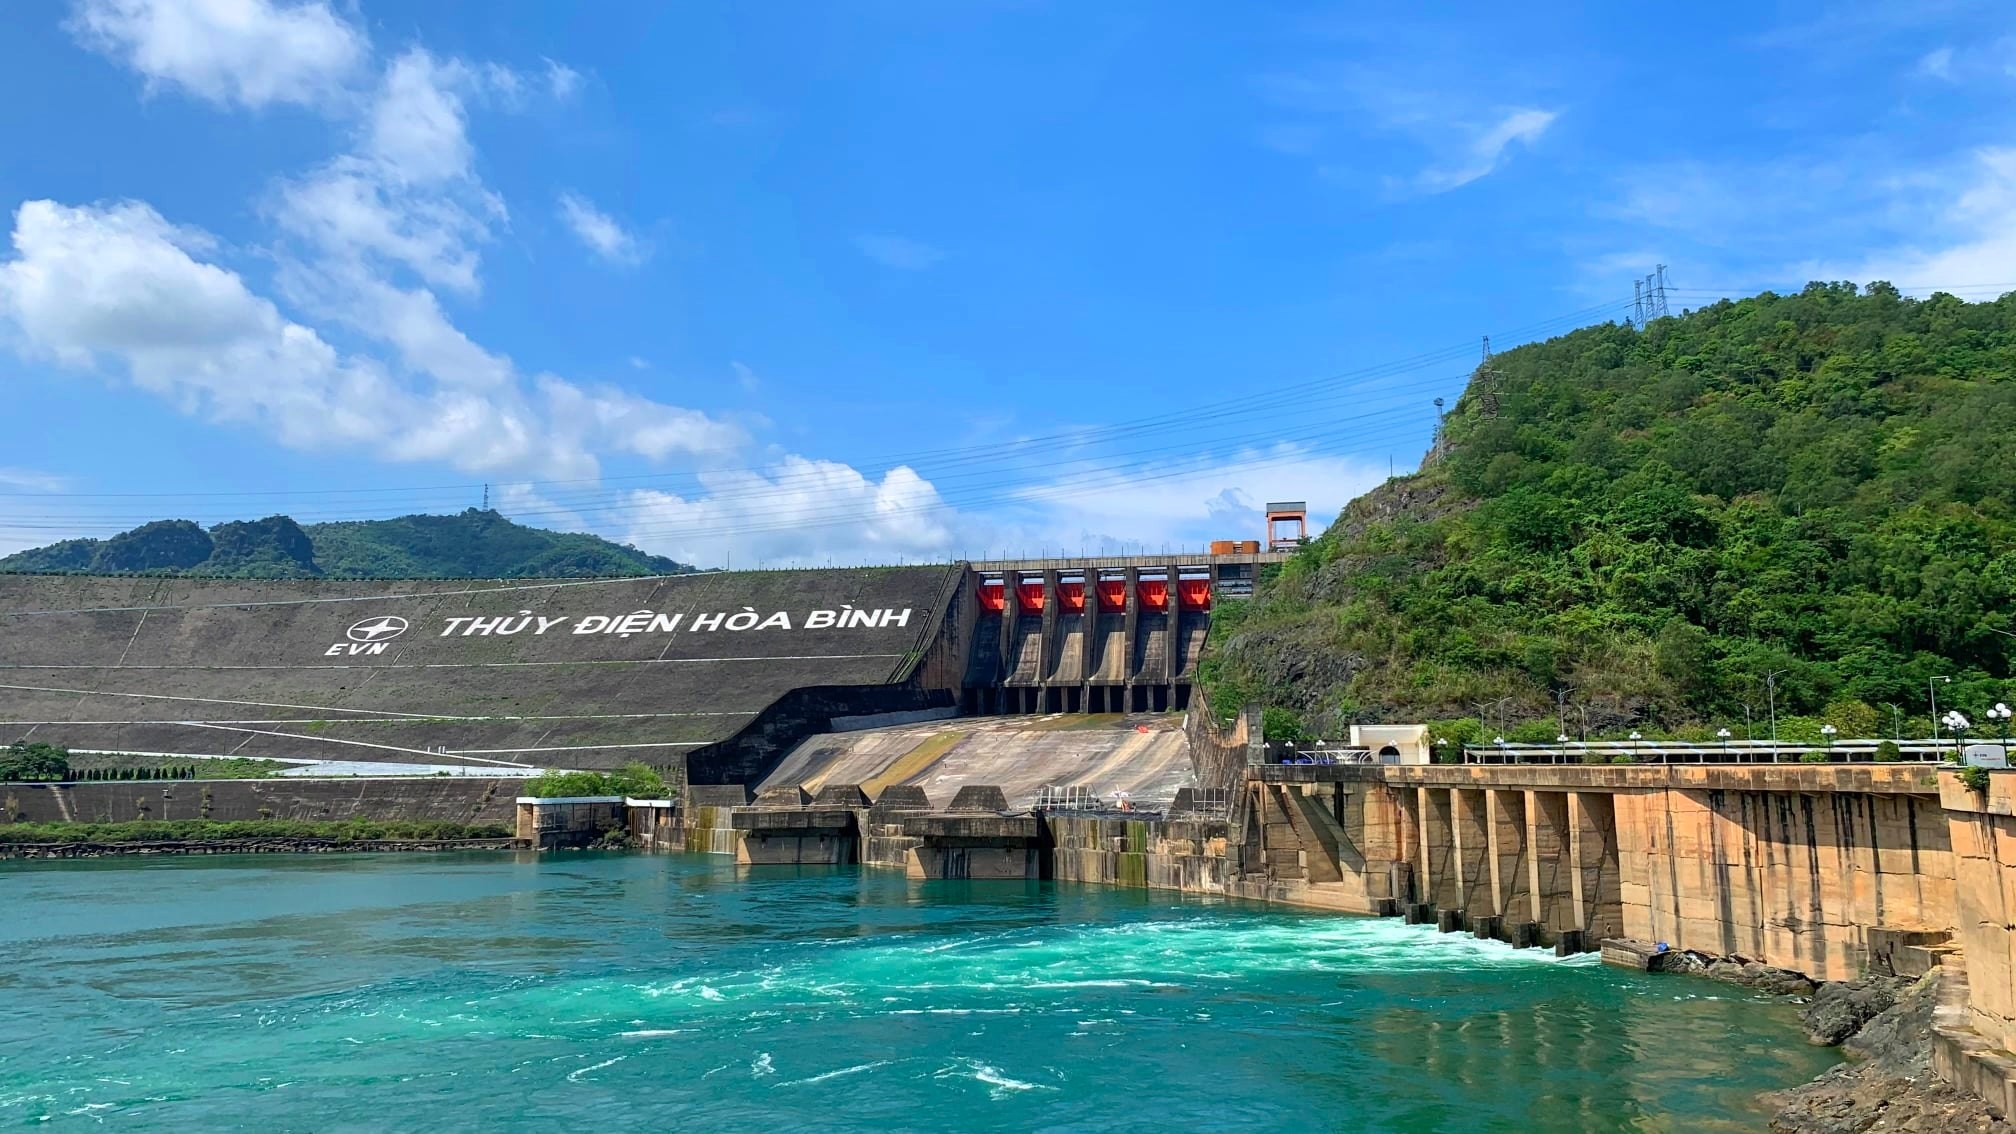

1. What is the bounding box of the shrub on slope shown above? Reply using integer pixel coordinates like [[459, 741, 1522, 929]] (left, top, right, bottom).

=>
[[1203, 283, 2016, 739]]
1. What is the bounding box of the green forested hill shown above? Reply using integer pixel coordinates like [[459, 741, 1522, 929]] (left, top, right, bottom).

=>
[[0, 509, 694, 579], [1203, 283, 2016, 745]]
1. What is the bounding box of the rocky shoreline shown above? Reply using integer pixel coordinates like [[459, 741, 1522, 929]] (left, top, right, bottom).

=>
[[1766, 968, 2010, 1133], [0, 837, 524, 859]]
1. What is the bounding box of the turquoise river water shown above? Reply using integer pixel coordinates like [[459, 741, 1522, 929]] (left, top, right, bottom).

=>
[[0, 852, 1837, 1132]]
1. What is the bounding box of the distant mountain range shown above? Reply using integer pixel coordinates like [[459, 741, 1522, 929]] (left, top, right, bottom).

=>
[[0, 510, 696, 579]]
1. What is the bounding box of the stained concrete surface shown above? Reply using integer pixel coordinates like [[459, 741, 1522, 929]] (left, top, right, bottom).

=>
[[757, 713, 1196, 810]]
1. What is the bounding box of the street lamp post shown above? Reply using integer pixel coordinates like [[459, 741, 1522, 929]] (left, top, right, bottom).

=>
[[1433, 737, 1448, 765], [1931, 676, 1953, 749], [1494, 736, 1509, 764], [1990, 703, 2013, 755], [1944, 710, 1971, 762], [1717, 727, 1731, 762], [1556, 734, 1570, 766], [1628, 730, 1643, 764], [1820, 724, 1837, 761], [1764, 671, 1785, 761]]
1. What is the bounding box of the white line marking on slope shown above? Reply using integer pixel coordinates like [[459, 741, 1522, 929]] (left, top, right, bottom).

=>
[[174, 722, 534, 767]]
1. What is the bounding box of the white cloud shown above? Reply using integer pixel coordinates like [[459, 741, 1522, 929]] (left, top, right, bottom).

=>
[[269, 47, 512, 299], [854, 234, 945, 270], [1803, 147, 2016, 291], [365, 50, 481, 184], [1917, 46, 1957, 81], [274, 157, 500, 295], [1414, 108, 1557, 194], [999, 444, 1382, 556], [544, 58, 582, 100], [730, 361, 760, 392], [0, 468, 69, 492], [1258, 67, 1558, 194], [614, 459, 957, 568], [36, 1, 1124, 568], [69, 0, 366, 110], [0, 199, 741, 479], [557, 192, 647, 265]]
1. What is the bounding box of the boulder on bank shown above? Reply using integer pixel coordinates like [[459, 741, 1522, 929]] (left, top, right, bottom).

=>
[[1802, 976, 1909, 1046], [1768, 971, 2014, 1134], [1701, 958, 1819, 998]]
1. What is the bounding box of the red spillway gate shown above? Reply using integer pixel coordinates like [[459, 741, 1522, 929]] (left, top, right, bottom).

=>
[[1096, 580, 1127, 612], [1137, 579, 1169, 612], [977, 579, 1005, 613], [1178, 579, 1212, 611], [1058, 581, 1086, 613], [1017, 581, 1045, 613]]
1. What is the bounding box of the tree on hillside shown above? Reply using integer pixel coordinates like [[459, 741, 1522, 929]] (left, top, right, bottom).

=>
[[0, 743, 70, 782], [1205, 283, 2016, 740]]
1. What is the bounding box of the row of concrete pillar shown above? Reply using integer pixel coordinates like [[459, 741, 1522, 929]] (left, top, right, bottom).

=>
[[970, 566, 1200, 713], [1398, 785, 1623, 953]]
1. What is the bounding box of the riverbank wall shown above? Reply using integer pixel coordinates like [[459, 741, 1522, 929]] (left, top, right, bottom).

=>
[[0, 837, 520, 859], [2, 777, 519, 825]]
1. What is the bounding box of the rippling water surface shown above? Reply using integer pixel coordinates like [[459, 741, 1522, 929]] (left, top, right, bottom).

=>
[[0, 852, 1836, 1132]]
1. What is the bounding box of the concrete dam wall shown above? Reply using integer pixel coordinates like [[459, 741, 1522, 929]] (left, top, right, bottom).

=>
[[0, 567, 969, 778], [0, 553, 1256, 788]]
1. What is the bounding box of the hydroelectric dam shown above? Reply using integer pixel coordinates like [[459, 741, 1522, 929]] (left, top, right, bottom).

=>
[[0, 553, 1277, 787], [8, 554, 2016, 1116]]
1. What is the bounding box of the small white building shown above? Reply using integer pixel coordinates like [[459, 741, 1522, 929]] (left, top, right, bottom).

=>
[[1349, 724, 1432, 765]]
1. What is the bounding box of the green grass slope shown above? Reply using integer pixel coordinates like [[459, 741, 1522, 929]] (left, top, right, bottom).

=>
[[1202, 283, 2016, 745]]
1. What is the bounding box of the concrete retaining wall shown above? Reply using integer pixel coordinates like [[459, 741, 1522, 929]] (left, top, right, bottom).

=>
[[1048, 815, 1230, 894], [1, 777, 517, 825], [1616, 784, 1954, 980]]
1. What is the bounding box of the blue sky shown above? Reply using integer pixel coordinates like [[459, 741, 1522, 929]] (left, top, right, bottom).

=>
[[2, 1, 2013, 567]]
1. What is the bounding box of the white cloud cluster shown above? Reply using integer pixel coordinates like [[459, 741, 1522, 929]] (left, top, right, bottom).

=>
[[0, 198, 736, 478], [617, 459, 956, 567], [14, 1, 1401, 567], [1000, 444, 1379, 557], [557, 192, 647, 265], [0, 2, 738, 484], [4, 0, 994, 563], [70, 0, 365, 109], [1808, 147, 2016, 291]]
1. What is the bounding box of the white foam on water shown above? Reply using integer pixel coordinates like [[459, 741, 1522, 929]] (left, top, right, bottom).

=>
[[774, 1060, 893, 1087], [750, 1053, 774, 1077], [933, 1059, 1056, 1100], [565, 1056, 625, 1083], [887, 1008, 1024, 1016], [617, 1029, 684, 1038]]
